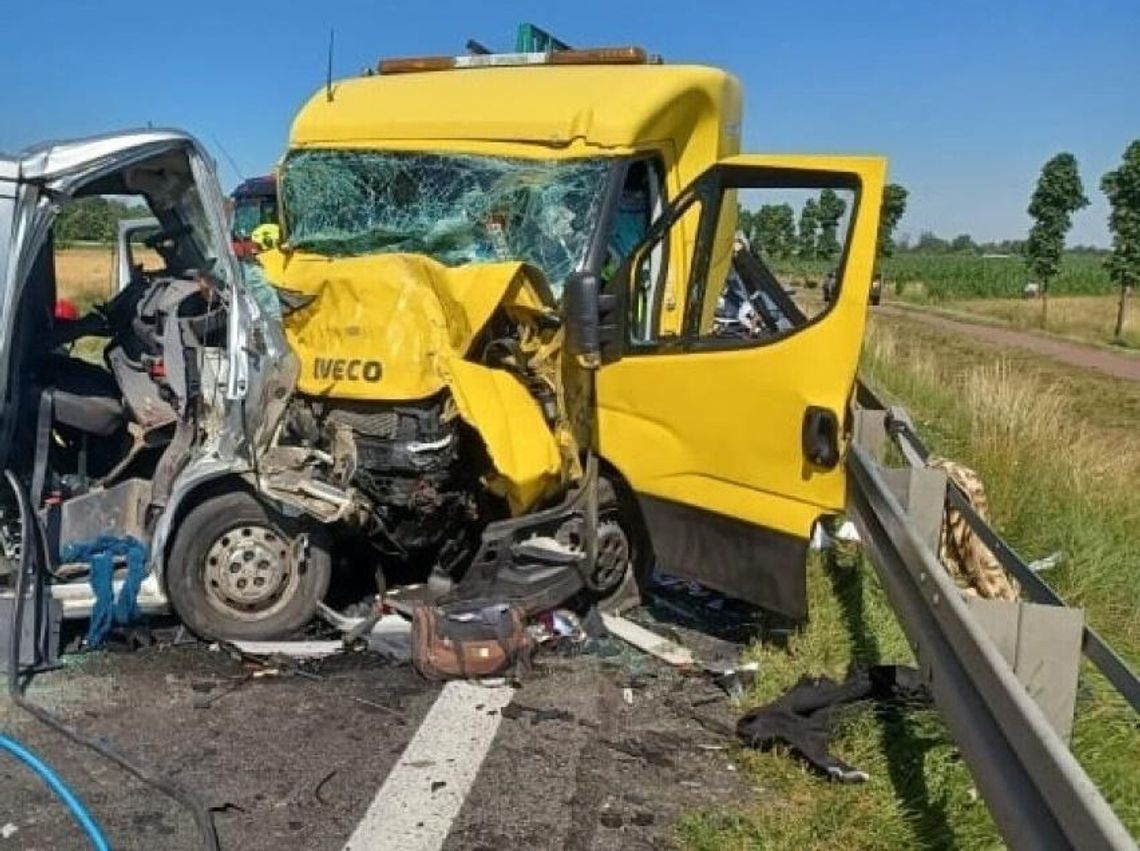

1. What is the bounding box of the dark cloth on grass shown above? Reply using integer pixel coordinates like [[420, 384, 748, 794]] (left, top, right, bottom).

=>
[[736, 665, 930, 782]]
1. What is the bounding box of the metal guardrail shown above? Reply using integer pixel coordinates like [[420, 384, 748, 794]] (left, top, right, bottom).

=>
[[849, 381, 1138, 851], [878, 400, 1140, 715]]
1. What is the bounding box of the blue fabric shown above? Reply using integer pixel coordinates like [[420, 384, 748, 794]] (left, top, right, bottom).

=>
[[60, 536, 148, 649], [86, 549, 114, 649]]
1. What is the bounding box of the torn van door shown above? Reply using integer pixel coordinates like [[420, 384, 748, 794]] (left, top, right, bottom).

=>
[[0, 130, 298, 629], [593, 155, 886, 618]]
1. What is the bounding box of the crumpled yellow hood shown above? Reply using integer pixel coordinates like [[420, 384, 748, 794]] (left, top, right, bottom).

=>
[[260, 252, 551, 400], [258, 251, 575, 512]]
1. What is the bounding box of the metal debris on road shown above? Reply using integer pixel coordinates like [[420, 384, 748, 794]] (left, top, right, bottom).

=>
[[226, 639, 344, 659], [600, 613, 695, 667], [366, 614, 413, 662], [711, 662, 759, 700]]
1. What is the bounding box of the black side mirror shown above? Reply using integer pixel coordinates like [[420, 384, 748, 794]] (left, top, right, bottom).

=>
[[564, 271, 622, 368]]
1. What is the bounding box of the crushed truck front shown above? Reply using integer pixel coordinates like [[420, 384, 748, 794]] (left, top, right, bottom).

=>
[[246, 53, 883, 629]]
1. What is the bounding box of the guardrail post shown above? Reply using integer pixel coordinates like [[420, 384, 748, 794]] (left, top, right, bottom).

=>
[[966, 598, 1084, 743], [852, 409, 888, 463], [881, 466, 947, 555]]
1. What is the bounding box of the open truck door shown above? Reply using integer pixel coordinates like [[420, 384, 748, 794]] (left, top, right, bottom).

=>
[[593, 155, 886, 618]]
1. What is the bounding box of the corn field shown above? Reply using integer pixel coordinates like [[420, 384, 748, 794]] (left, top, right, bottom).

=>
[[774, 252, 1113, 300]]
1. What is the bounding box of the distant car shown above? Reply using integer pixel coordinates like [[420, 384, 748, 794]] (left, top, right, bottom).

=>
[[822, 269, 838, 302], [823, 270, 881, 305]]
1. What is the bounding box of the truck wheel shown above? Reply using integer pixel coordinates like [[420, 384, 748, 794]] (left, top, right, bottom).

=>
[[558, 479, 654, 613], [166, 491, 331, 640]]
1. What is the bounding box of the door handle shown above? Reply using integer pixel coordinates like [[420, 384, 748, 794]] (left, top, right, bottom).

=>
[[802, 406, 840, 469]]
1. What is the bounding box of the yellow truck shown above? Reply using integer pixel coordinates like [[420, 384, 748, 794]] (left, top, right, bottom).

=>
[[164, 38, 884, 638]]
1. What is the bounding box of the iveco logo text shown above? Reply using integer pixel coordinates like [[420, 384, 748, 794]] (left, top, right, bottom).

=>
[[314, 358, 382, 382]]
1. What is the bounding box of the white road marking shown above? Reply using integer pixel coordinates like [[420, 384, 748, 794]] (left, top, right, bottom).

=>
[[342, 680, 515, 851]]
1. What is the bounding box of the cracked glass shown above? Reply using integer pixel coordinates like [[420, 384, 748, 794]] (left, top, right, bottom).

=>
[[280, 150, 612, 295]]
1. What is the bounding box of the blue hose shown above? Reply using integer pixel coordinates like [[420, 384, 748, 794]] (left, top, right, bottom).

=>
[[0, 733, 111, 850]]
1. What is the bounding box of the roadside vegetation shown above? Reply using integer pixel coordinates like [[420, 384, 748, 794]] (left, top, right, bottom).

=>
[[56, 246, 119, 311], [921, 294, 1140, 350], [678, 549, 1002, 851], [775, 250, 1135, 348], [680, 314, 1140, 850], [861, 317, 1140, 664], [774, 252, 1113, 300]]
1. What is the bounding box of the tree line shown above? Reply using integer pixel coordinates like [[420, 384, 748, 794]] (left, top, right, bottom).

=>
[[54, 196, 151, 245], [738, 183, 909, 270], [737, 187, 861, 262], [894, 234, 1104, 256]]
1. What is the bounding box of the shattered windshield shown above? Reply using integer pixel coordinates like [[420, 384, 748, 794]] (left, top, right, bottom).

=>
[[280, 150, 612, 294]]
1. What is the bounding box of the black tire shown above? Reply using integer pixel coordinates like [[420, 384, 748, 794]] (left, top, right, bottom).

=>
[[166, 490, 331, 640], [592, 478, 655, 613]]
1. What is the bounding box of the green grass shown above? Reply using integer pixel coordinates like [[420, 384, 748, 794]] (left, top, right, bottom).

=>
[[862, 317, 1140, 665], [916, 295, 1140, 350], [861, 316, 1140, 826], [678, 313, 1140, 849], [678, 549, 1001, 851]]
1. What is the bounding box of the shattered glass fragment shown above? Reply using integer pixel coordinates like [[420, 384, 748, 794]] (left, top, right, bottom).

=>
[[240, 261, 282, 320]]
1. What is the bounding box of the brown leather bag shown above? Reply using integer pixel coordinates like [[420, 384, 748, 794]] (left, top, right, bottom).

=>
[[411, 599, 533, 680]]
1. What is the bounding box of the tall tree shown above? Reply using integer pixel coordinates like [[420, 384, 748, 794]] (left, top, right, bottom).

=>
[[773, 203, 796, 259], [816, 188, 847, 260], [1025, 153, 1089, 327], [916, 231, 950, 253], [951, 234, 977, 253], [754, 203, 796, 259], [798, 198, 819, 259], [877, 183, 908, 261], [1102, 141, 1140, 344]]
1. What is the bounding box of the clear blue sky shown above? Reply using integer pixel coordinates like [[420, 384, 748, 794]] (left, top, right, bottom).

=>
[[2, 0, 1136, 246]]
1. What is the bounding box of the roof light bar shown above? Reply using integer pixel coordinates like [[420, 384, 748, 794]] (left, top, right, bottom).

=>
[[378, 46, 649, 75]]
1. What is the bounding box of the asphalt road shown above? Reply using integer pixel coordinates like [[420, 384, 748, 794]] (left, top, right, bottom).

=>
[[0, 627, 747, 850]]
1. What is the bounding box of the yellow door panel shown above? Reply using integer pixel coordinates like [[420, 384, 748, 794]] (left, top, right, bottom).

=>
[[598, 312, 866, 539], [596, 154, 886, 615]]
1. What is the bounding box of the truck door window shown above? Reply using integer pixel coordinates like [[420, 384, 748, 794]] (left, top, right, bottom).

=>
[[692, 185, 856, 343], [604, 158, 666, 344]]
